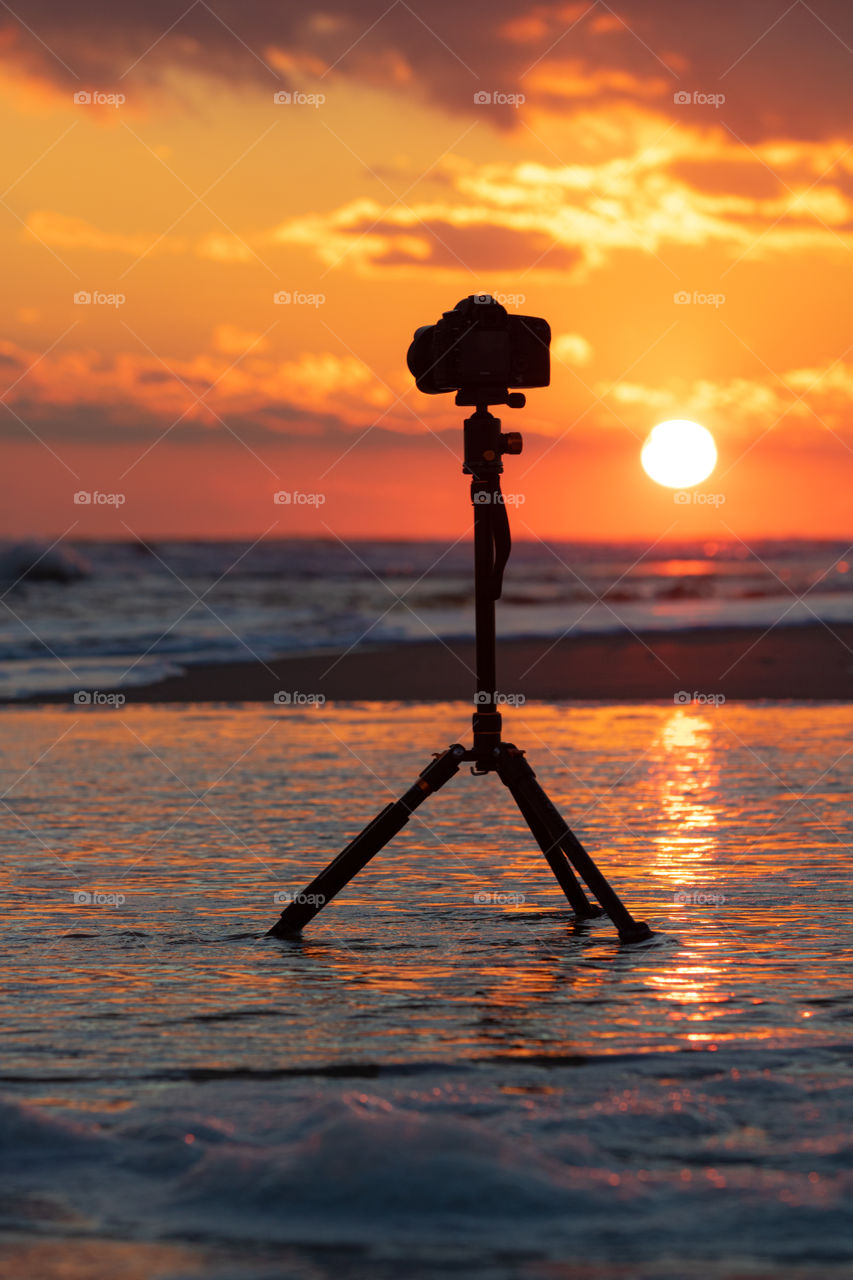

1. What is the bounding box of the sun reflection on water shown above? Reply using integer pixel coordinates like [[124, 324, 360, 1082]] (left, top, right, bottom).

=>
[[0, 702, 850, 1072], [642, 708, 732, 1037], [650, 709, 721, 888]]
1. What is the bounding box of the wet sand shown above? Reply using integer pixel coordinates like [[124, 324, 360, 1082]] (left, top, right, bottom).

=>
[[15, 623, 853, 702]]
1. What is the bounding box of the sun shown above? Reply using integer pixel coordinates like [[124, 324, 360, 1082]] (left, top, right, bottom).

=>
[[641, 419, 717, 489]]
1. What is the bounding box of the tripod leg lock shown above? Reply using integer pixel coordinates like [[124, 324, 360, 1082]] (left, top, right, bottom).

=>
[[418, 744, 466, 796], [494, 743, 534, 784]]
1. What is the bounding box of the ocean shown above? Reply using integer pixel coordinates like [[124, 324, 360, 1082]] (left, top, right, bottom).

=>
[[1, 536, 852, 698], [1, 701, 852, 1278]]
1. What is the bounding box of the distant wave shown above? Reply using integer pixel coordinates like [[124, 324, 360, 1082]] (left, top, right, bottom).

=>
[[0, 540, 90, 586], [1, 537, 852, 697]]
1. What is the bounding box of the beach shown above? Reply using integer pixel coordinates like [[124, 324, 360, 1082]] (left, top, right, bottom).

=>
[[2, 700, 852, 1279], [5, 537, 853, 704], [3, 539, 853, 1278], [14, 622, 853, 704]]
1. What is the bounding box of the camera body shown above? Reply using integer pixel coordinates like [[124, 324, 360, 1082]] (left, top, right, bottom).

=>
[[406, 295, 550, 401]]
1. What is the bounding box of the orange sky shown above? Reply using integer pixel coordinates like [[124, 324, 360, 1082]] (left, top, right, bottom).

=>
[[3, 2, 853, 541]]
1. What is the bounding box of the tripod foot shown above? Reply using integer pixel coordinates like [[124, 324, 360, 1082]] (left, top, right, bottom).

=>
[[497, 743, 652, 942], [267, 744, 465, 938], [618, 920, 654, 944], [269, 914, 303, 939]]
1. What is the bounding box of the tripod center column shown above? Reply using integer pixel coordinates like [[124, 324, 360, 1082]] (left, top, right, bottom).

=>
[[464, 407, 506, 759]]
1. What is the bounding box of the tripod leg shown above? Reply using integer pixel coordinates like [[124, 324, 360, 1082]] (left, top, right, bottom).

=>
[[497, 745, 652, 943], [267, 745, 465, 938], [506, 781, 603, 920]]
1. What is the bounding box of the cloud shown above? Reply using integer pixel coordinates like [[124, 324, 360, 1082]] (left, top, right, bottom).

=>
[[270, 195, 587, 276], [28, 118, 853, 290], [213, 323, 269, 355], [5, 0, 853, 144], [599, 361, 853, 445], [0, 333, 403, 442], [25, 211, 255, 264], [270, 129, 853, 283], [553, 333, 593, 366], [26, 209, 167, 257], [353, 217, 582, 271], [3, 322, 853, 455], [195, 232, 256, 263]]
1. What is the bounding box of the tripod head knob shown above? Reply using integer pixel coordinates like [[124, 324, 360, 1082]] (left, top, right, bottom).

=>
[[501, 431, 523, 456]]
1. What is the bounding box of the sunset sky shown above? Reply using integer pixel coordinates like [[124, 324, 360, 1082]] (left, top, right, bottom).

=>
[[3, 1, 853, 540]]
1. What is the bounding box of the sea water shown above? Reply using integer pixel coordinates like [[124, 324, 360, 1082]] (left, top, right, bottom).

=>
[[2, 537, 853, 697], [1, 701, 851, 1278]]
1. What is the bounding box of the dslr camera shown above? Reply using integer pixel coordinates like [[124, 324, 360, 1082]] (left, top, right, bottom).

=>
[[407, 294, 550, 404]]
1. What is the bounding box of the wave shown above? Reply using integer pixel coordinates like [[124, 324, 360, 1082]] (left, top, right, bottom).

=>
[[2, 537, 853, 697], [0, 540, 90, 585]]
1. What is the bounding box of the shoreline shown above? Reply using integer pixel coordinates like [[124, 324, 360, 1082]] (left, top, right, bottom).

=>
[[6, 623, 853, 703]]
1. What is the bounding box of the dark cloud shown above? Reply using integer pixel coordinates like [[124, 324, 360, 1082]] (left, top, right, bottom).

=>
[[0, 396, 389, 447], [133, 370, 214, 393], [668, 158, 787, 200], [135, 370, 179, 385], [346, 218, 584, 271], [5, 2, 853, 142]]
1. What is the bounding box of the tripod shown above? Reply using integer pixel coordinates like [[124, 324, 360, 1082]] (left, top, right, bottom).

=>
[[268, 395, 652, 944]]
